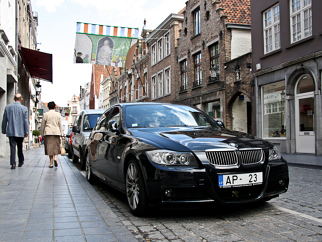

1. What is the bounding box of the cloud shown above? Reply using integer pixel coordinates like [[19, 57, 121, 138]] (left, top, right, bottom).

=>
[[33, 0, 65, 12]]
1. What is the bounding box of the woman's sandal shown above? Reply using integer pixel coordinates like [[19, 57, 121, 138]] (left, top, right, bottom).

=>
[[49, 165, 53, 168], [54, 160, 58, 167]]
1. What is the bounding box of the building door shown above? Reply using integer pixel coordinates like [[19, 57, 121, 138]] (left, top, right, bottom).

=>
[[295, 75, 315, 153]]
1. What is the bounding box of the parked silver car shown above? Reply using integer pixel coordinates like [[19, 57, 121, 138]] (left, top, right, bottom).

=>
[[71, 109, 104, 170]]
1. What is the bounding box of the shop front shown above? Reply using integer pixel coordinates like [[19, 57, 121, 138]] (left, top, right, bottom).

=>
[[256, 63, 322, 155]]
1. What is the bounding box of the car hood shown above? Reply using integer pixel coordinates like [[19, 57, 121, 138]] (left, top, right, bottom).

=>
[[129, 127, 272, 151]]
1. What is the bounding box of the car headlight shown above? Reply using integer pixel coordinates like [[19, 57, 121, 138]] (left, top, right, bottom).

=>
[[146, 150, 198, 166], [268, 146, 281, 161]]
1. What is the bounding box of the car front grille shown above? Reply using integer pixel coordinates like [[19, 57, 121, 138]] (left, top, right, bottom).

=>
[[206, 149, 264, 167]]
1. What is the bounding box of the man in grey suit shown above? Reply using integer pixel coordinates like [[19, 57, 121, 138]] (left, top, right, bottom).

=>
[[2, 93, 29, 169]]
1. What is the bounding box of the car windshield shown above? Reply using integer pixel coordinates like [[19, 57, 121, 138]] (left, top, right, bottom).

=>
[[124, 104, 220, 128], [83, 114, 102, 131]]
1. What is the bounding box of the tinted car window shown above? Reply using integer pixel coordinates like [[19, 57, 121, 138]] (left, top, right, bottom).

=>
[[124, 104, 219, 128], [83, 114, 102, 131]]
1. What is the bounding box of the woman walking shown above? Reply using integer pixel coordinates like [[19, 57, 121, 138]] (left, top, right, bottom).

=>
[[40, 101, 63, 168]]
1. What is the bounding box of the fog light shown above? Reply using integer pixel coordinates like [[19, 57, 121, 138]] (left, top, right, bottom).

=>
[[164, 189, 172, 197], [279, 180, 285, 186]]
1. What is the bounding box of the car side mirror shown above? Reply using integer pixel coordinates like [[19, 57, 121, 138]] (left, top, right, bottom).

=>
[[216, 121, 225, 129], [72, 125, 80, 133], [108, 120, 119, 133]]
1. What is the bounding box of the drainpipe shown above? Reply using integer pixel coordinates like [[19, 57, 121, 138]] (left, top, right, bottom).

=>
[[15, 0, 18, 93]]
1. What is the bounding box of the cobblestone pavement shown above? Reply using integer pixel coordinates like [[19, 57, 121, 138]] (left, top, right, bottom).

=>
[[86, 165, 322, 242]]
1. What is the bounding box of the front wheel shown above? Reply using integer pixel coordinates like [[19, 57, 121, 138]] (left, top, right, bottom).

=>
[[125, 159, 149, 216]]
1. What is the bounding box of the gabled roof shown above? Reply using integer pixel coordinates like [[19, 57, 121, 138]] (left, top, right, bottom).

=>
[[218, 0, 251, 25]]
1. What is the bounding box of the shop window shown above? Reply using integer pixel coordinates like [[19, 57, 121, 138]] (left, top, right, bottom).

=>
[[262, 80, 286, 138], [206, 101, 221, 119]]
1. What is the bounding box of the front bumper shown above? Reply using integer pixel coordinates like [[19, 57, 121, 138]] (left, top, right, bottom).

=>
[[144, 159, 289, 206]]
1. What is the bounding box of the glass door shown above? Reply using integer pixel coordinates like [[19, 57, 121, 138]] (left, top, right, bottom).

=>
[[295, 93, 315, 153]]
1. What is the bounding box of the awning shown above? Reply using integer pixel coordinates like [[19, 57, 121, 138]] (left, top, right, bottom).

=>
[[18, 46, 53, 83]]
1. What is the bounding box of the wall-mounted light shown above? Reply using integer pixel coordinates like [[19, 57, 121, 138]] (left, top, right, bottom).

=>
[[235, 65, 241, 82], [35, 81, 41, 96]]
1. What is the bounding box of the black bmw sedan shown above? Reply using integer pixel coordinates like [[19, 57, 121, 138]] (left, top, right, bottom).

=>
[[85, 103, 289, 216]]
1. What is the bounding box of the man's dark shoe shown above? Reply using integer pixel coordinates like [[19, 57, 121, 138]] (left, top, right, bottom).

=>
[[11, 165, 16, 169], [18, 163, 23, 167]]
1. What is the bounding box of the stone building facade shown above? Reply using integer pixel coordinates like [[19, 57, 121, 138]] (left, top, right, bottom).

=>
[[251, 0, 322, 155]]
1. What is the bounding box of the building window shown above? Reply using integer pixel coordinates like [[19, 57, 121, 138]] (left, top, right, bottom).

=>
[[151, 44, 156, 65], [262, 80, 286, 138], [158, 38, 163, 62], [72, 107, 77, 113], [210, 43, 219, 76], [164, 68, 171, 95], [290, 0, 312, 43], [193, 8, 201, 36], [158, 72, 163, 97], [180, 60, 187, 91], [143, 73, 147, 97], [152, 76, 156, 99], [164, 33, 170, 56], [264, 4, 280, 53], [194, 53, 202, 87]]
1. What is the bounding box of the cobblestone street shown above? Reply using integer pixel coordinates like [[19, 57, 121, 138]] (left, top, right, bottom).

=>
[[91, 165, 322, 241]]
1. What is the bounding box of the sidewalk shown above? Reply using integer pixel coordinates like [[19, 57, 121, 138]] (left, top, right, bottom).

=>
[[0, 146, 136, 242], [282, 152, 322, 169]]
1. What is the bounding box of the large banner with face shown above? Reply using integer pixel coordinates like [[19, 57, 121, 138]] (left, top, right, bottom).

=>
[[74, 22, 139, 68]]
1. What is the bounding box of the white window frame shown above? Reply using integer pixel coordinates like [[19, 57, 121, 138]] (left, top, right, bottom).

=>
[[157, 38, 163, 62], [144, 73, 148, 98], [263, 4, 280, 54], [194, 52, 202, 86], [164, 67, 171, 95], [290, 0, 312, 44], [164, 32, 170, 57], [151, 75, 157, 100], [151, 44, 156, 65], [181, 59, 187, 90], [193, 8, 201, 36], [158, 71, 163, 98]]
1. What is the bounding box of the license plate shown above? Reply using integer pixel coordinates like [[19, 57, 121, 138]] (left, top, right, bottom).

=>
[[218, 172, 263, 188]]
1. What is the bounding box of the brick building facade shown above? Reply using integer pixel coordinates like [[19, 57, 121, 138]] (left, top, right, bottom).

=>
[[110, 0, 254, 134]]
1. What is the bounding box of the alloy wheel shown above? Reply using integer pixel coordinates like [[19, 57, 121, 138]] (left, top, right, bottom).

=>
[[126, 163, 140, 210]]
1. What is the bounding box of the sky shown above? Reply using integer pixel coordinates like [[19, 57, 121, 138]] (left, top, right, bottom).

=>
[[32, 0, 187, 107]]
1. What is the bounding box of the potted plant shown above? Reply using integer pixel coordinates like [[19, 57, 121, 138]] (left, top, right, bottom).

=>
[[32, 130, 41, 147]]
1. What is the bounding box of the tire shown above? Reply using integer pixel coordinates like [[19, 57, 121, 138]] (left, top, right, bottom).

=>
[[72, 149, 79, 163], [68, 145, 72, 159], [80, 149, 85, 171], [85, 151, 96, 184], [125, 159, 149, 216]]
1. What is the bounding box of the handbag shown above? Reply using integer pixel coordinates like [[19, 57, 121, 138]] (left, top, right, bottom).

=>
[[60, 138, 66, 156]]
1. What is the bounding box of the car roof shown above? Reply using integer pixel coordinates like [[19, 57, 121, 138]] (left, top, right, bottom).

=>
[[115, 102, 190, 108], [80, 109, 105, 115]]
